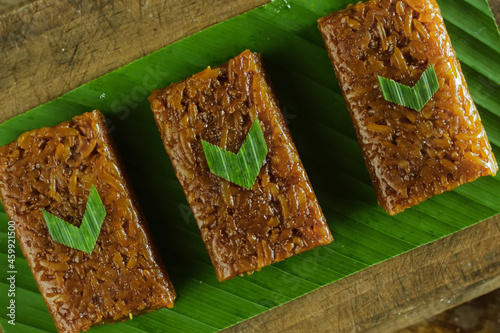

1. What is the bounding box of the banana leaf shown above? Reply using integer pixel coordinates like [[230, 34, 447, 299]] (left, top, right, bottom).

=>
[[1, 0, 499, 332]]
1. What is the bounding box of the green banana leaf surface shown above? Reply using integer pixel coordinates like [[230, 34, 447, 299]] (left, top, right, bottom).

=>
[[1, 0, 500, 332]]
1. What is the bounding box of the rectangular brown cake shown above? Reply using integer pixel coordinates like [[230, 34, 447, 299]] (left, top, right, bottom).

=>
[[148, 50, 333, 282], [0, 111, 176, 333], [318, 0, 498, 215]]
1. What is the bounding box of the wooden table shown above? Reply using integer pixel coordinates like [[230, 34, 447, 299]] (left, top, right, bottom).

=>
[[1, 1, 499, 332]]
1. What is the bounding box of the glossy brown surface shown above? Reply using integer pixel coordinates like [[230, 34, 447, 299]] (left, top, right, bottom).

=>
[[149, 50, 333, 282], [0, 111, 176, 333], [318, 0, 498, 215]]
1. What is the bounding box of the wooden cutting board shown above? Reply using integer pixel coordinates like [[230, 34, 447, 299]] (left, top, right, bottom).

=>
[[1, 1, 499, 332]]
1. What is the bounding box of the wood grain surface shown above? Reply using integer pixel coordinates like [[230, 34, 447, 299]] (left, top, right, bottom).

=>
[[0, 0, 270, 123], [1, 1, 499, 333]]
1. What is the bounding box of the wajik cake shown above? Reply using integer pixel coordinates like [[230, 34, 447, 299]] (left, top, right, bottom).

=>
[[318, 0, 498, 215], [0, 111, 176, 333], [149, 50, 333, 282]]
